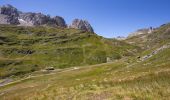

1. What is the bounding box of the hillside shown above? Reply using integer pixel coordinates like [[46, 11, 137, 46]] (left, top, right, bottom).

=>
[[0, 38, 169, 99], [0, 25, 139, 78], [0, 22, 170, 99], [125, 23, 170, 49]]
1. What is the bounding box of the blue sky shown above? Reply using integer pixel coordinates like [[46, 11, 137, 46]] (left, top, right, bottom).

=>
[[0, 0, 170, 38]]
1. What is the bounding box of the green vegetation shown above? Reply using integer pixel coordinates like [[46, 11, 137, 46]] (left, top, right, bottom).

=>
[[0, 25, 138, 78], [0, 23, 170, 100], [0, 47, 170, 99]]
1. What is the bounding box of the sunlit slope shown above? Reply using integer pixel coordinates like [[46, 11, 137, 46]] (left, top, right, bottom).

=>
[[125, 23, 170, 49], [0, 25, 139, 78], [0, 45, 170, 100]]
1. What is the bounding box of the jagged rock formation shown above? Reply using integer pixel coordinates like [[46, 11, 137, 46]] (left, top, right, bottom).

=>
[[69, 19, 94, 32], [19, 13, 67, 27], [19, 12, 49, 26], [0, 4, 95, 32], [0, 4, 19, 24], [52, 16, 66, 27], [0, 4, 19, 17], [0, 4, 66, 27]]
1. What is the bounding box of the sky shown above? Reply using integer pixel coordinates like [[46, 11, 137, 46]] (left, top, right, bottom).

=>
[[0, 0, 170, 38]]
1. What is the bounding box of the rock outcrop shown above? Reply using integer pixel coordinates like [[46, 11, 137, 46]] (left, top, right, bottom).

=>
[[0, 4, 19, 24], [0, 4, 95, 32], [52, 16, 66, 27], [139, 43, 170, 61], [19, 12, 49, 26], [69, 19, 94, 33], [0, 4, 19, 17], [128, 27, 154, 37], [0, 4, 66, 27]]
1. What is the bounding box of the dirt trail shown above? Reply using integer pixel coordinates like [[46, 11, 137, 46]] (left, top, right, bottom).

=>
[[0, 79, 13, 87], [0, 62, 116, 87]]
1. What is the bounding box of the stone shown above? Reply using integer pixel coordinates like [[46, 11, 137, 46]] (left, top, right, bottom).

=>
[[69, 19, 94, 32], [0, 4, 19, 17], [52, 16, 67, 27], [0, 4, 66, 27], [19, 12, 49, 26], [45, 67, 55, 71], [128, 27, 154, 37], [0, 4, 19, 25]]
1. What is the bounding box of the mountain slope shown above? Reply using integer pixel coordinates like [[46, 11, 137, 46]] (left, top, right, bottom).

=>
[[0, 42, 169, 99], [1, 22, 170, 99], [0, 25, 139, 78], [125, 23, 170, 49]]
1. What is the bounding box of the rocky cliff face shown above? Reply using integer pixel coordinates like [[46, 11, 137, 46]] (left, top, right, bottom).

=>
[[19, 12, 49, 26], [19, 13, 67, 27], [69, 19, 94, 33], [0, 4, 94, 32], [0, 4, 19, 17], [52, 16, 66, 27], [0, 4, 66, 27], [0, 14, 19, 25], [0, 4, 19, 25]]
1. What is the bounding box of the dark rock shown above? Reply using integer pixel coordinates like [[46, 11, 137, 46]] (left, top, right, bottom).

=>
[[45, 67, 54, 71], [52, 16, 66, 27], [137, 56, 141, 59], [17, 50, 34, 54], [69, 19, 94, 32], [0, 4, 19, 17]]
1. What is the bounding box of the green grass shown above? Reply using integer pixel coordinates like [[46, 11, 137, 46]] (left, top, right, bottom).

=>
[[0, 23, 170, 99], [0, 47, 170, 100], [0, 25, 139, 78]]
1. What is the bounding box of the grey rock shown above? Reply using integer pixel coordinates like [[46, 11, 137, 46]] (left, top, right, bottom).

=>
[[0, 14, 9, 24], [19, 12, 49, 26], [19, 12, 66, 27], [128, 27, 154, 37], [0, 4, 66, 27], [0, 4, 19, 25], [52, 16, 66, 27], [0, 14, 19, 25], [0, 4, 18, 17], [69, 19, 94, 32]]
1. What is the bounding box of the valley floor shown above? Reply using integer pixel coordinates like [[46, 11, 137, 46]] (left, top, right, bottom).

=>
[[0, 52, 170, 100]]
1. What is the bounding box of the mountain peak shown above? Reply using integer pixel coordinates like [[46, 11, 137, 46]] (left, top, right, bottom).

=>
[[0, 4, 94, 33], [69, 19, 94, 33]]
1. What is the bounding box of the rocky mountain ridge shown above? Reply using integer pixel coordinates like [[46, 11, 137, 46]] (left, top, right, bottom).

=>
[[128, 27, 154, 37], [0, 4, 94, 32]]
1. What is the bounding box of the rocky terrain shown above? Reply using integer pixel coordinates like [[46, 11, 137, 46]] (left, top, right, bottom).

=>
[[128, 27, 154, 38], [0, 4, 93, 32], [69, 19, 94, 33]]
